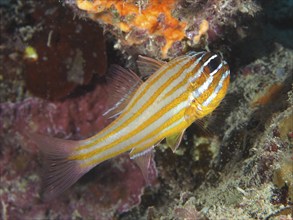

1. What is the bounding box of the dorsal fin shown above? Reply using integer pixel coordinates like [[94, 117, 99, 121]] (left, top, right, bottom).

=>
[[103, 65, 143, 119], [137, 55, 165, 80]]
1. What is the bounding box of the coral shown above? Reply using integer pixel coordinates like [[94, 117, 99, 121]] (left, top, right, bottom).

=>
[[173, 197, 207, 220], [273, 149, 293, 202], [67, 0, 260, 59], [75, 0, 188, 58]]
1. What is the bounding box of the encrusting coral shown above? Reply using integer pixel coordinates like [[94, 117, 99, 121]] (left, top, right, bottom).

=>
[[67, 0, 260, 59], [75, 0, 189, 58]]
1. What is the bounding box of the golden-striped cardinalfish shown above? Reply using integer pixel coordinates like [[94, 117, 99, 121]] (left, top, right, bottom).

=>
[[30, 51, 230, 200]]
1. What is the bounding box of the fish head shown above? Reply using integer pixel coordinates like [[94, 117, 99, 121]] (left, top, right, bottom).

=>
[[188, 52, 230, 119]]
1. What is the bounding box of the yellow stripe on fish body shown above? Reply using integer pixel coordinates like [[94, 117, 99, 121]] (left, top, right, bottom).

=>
[[32, 51, 230, 200], [70, 52, 230, 166]]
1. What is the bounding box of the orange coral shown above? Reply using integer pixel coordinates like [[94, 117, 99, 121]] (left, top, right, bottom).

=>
[[76, 0, 200, 58]]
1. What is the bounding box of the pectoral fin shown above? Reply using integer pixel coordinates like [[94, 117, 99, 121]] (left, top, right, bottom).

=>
[[184, 98, 200, 124], [166, 130, 186, 152]]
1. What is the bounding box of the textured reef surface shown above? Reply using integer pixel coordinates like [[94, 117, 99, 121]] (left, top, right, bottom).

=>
[[0, 0, 292, 219]]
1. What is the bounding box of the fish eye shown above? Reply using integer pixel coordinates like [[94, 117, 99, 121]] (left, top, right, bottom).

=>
[[207, 54, 222, 73]]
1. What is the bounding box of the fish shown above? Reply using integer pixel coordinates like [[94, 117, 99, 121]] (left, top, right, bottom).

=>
[[29, 51, 230, 200]]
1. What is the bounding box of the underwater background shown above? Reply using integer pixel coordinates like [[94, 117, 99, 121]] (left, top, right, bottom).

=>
[[0, 0, 292, 219]]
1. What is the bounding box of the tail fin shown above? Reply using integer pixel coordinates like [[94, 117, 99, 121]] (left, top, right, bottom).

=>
[[28, 133, 91, 201]]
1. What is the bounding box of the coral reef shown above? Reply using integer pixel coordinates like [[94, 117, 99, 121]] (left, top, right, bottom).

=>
[[67, 0, 260, 59], [1, 0, 292, 219], [75, 0, 188, 58]]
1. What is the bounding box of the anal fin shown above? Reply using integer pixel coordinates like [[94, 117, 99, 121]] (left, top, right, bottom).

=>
[[130, 147, 154, 184]]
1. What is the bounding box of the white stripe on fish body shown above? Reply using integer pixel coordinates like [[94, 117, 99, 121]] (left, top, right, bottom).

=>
[[82, 56, 187, 145], [80, 92, 189, 162], [88, 56, 189, 141], [127, 100, 189, 145], [189, 53, 218, 83], [80, 53, 202, 154], [191, 54, 222, 99], [34, 51, 231, 201], [76, 52, 229, 159], [82, 55, 196, 146], [192, 75, 214, 98], [83, 69, 192, 157], [202, 69, 230, 107], [154, 52, 207, 103], [84, 52, 206, 148], [83, 100, 189, 165], [109, 51, 204, 124], [77, 52, 220, 157], [128, 116, 187, 159], [121, 56, 188, 112], [186, 51, 206, 57]]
